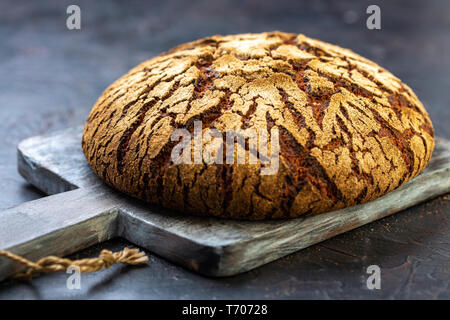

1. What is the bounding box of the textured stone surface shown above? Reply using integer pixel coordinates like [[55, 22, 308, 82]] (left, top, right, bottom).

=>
[[82, 32, 434, 219], [0, 0, 449, 299]]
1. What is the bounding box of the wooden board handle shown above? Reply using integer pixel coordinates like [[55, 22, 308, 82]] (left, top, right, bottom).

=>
[[0, 186, 121, 281]]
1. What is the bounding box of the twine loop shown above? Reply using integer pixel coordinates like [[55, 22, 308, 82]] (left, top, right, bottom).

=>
[[0, 247, 149, 280]]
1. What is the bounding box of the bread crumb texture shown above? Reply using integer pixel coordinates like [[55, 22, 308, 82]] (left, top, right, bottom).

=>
[[82, 32, 434, 220]]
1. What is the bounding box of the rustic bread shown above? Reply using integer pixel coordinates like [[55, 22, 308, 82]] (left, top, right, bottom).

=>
[[82, 31, 434, 220]]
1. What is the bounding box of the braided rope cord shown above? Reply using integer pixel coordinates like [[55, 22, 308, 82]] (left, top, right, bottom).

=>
[[0, 248, 149, 279]]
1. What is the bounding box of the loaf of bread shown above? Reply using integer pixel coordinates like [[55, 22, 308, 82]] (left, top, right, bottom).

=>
[[82, 32, 434, 220]]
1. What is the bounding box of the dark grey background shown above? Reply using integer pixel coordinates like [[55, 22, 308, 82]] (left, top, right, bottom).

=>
[[0, 0, 449, 299]]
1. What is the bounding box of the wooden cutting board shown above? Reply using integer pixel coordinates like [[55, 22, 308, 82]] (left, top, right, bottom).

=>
[[0, 127, 449, 280]]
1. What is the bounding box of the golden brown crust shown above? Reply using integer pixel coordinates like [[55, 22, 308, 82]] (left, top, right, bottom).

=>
[[82, 31, 434, 220]]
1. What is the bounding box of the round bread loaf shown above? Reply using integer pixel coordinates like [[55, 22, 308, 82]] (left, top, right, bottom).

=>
[[82, 31, 434, 220]]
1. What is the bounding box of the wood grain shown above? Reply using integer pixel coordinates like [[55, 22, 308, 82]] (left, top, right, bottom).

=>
[[0, 127, 449, 279]]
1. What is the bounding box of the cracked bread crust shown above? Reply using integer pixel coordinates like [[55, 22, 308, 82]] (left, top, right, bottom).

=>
[[82, 31, 434, 220]]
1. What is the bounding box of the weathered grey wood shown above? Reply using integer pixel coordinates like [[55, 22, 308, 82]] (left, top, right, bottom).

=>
[[0, 185, 121, 281], [0, 127, 449, 279]]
